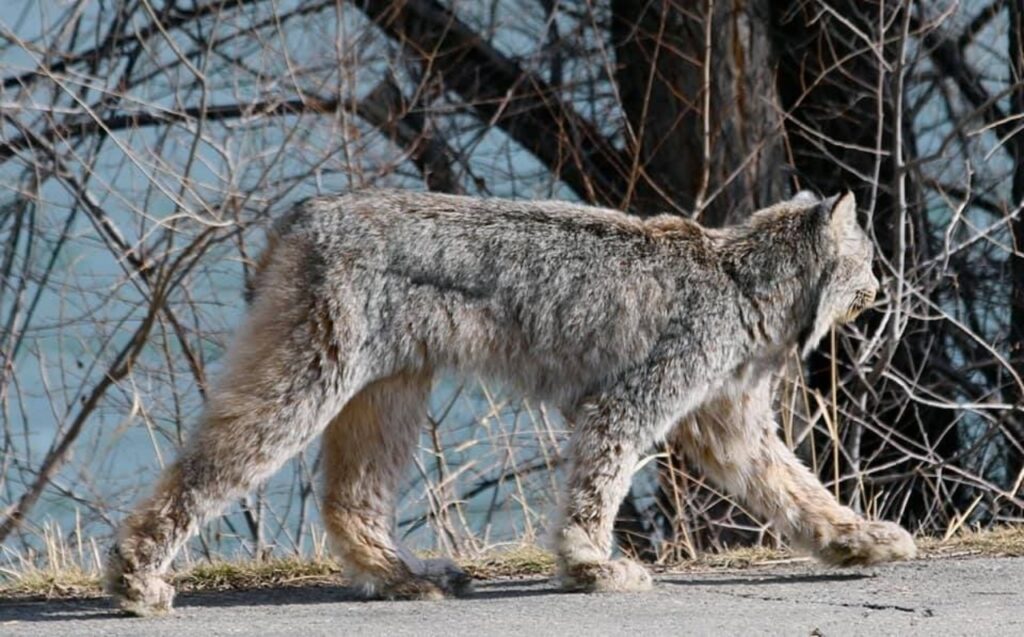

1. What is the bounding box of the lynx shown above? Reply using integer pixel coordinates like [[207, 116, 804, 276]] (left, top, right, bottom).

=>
[[106, 189, 915, 616]]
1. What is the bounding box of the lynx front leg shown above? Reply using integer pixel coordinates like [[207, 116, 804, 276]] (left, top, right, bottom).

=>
[[556, 424, 652, 592], [555, 363, 695, 593], [673, 378, 916, 565]]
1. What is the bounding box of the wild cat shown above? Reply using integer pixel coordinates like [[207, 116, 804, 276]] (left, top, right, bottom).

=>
[[106, 189, 915, 616]]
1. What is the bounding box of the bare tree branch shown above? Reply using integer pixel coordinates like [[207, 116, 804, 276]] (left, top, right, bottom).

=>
[[354, 0, 632, 207]]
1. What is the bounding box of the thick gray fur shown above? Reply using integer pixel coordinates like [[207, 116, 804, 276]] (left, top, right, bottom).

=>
[[106, 189, 914, 616]]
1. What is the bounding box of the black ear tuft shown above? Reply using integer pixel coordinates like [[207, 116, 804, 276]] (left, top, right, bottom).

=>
[[814, 193, 841, 225], [827, 192, 857, 231]]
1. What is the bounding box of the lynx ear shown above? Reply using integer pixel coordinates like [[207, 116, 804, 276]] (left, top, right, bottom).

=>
[[826, 192, 857, 233], [790, 190, 819, 205]]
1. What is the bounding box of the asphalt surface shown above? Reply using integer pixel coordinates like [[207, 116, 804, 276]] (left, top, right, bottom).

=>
[[2, 556, 1021, 636]]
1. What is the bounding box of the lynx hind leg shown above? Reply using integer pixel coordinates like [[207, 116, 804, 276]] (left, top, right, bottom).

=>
[[106, 351, 352, 616], [674, 381, 915, 566], [322, 371, 472, 600], [106, 240, 356, 616]]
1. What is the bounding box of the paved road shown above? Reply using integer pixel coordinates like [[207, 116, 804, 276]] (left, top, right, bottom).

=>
[[2, 556, 1021, 636]]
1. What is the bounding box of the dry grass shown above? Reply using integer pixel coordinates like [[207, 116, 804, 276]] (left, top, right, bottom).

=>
[[3, 527, 1023, 602], [174, 558, 341, 593], [917, 525, 1024, 558], [674, 544, 794, 570], [460, 544, 557, 579], [0, 566, 101, 601], [0, 558, 343, 602]]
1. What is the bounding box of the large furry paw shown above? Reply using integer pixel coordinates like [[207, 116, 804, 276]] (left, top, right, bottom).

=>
[[107, 572, 175, 617], [379, 558, 473, 600], [560, 558, 653, 593], [105, 547, 175, 617], [818, 520, 917, 566], [419, 557, 474, 596]]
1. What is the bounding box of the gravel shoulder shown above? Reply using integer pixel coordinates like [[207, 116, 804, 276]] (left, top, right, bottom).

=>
[[2, 556, 1021, 636]]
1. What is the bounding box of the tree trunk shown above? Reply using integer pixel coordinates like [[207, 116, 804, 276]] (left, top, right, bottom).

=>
[[611, 0, 787, 555], [612, 0, 785, 222]]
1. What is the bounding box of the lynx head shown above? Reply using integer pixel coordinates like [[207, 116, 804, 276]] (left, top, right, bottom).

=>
[[801, 191, 880, 353]]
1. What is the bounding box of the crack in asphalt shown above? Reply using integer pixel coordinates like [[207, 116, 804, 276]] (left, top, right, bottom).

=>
[[704, 588, 932, 616]]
